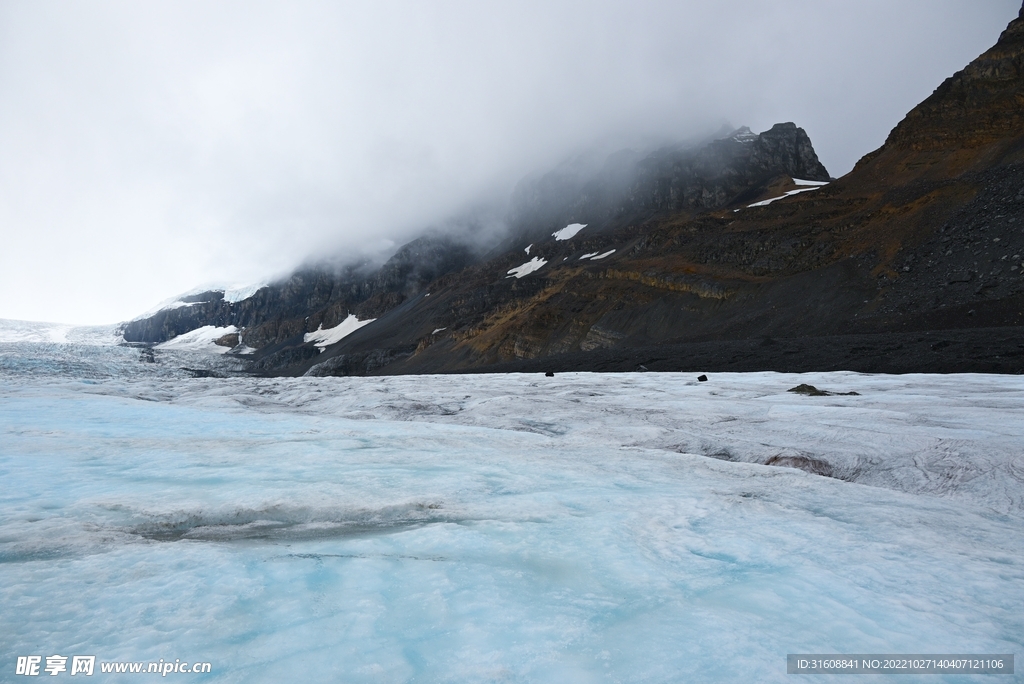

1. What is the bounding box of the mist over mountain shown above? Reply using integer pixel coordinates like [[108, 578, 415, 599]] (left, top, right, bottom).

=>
[[0, 1, 1018, 324]]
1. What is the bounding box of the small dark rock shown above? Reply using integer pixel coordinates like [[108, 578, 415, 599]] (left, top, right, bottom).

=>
[[697, 374, 708, 382], [545, 371, 554, 377]]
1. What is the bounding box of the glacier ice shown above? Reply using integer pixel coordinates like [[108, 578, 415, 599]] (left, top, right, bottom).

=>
[[1, 341, 1022, 682]]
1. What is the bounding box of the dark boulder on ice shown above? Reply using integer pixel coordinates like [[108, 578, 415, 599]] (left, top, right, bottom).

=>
[[788, 384, 859, 397]]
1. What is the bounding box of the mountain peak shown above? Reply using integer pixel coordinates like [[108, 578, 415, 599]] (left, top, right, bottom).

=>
[[880, 5, 1024, 162], [727, 126, 758, 143]]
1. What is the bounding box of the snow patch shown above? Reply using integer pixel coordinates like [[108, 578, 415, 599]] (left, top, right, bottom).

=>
[[579, 252, 599, 260], [506, 257, 547, 279], [792, 178, 830, 187], [155, 326, 238, 354], [552, 223, 587, 241], [746, 186, 822, 208], [432, 328, 446, 335], [303, 314, 376, 349], [524, 244, 533, 255], [589, 250, 616, 260]]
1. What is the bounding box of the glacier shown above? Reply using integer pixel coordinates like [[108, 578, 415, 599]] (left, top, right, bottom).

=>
[[1, 331, 1021, 682]]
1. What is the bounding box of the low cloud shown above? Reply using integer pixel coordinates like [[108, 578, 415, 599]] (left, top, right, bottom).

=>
[[0, 0, 1017, 323]]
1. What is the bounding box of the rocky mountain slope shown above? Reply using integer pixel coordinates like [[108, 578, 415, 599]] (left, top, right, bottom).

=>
[[124, 4, 1024, 375], [122, 122, 832, 364]]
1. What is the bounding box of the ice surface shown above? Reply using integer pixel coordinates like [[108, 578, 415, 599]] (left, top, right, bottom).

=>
[[552, 223, 587, 241], [506, 257, 547, 278], [303, 314, 376, 349], [0, 319, 120, 345], [2, 348, 1022, 682], [222, 282, 268, 303], [155, 325, 238, 354]]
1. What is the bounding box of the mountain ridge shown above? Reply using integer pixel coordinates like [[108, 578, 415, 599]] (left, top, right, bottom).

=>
[[122, 4, 1024, 375]]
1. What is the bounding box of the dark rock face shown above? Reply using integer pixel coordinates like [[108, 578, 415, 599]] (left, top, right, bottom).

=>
[[624, 123, 829, 216], [120, 234, 477, 350], [884, 5, 1024, 155], [749, 123, 830, 181]]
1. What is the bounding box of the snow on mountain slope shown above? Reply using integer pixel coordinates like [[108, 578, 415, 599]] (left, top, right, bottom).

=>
[[552, 222, 587, 240], [303, 314, 376, 349], [746, 185, 823, 208], [507, 256, 548, 278]]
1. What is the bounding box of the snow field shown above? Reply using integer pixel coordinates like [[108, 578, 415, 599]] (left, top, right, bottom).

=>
[[155, 325, 238, 354]]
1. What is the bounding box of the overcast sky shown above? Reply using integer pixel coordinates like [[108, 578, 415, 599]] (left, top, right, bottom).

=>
[[0, 0, 1018, 324]]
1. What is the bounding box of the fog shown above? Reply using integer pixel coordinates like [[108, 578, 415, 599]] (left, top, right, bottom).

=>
[[0, 1, 1018, 324]]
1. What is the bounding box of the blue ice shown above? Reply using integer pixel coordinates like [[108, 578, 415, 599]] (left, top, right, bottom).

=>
[[1, 342, 1022, 682]]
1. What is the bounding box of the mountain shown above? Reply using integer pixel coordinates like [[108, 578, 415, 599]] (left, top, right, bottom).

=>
[[122, 122, 832, 366], [124, 5, 1024, 375]]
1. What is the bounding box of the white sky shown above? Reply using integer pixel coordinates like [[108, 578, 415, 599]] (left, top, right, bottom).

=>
[[0, 0, 1018, 324]]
